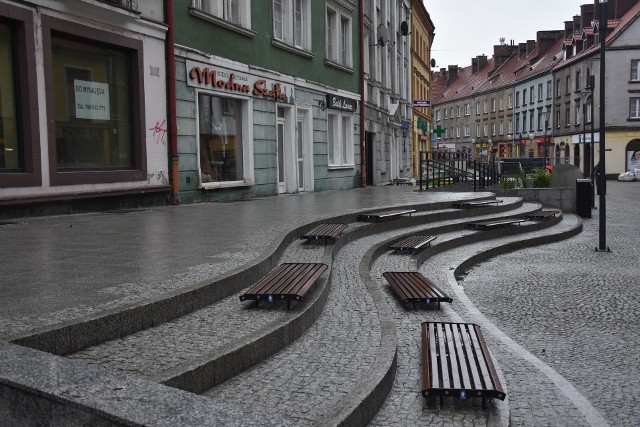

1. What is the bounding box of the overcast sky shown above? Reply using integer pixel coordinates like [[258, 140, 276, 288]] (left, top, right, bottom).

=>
[[424, 0, 587, 69]]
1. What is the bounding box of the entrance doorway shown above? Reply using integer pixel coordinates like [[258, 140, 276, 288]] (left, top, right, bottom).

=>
[[365, 131, 374, 186]]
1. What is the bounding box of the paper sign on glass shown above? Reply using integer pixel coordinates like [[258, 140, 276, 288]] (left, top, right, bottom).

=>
[[74, 80, 110, 120]]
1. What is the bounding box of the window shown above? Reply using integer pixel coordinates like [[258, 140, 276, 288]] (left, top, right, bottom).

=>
[[435, 110, 441, 121], [515, 91, 520, 107], [327, 112, 354, 166], [43, 16, 147, 186], [326, 4, 352, 67], [538, 83, 543, 101], [529, 110, 534, 131], [483, 123, 488, 137], [523, 89, 527, 105], [508, 93, 513, 109], [0, 22, 20, 171], [198, 93, 245, 183], [565, 107, 570, 126], [547, 80, 552, 99], [499, 121, 504, 135], [522, 111, 527, 131], [456, 126, 460, 137], [464, 124, 470, 137], [529, 86, 534, 103], [556, 78, 561, 98], [556, 109, 561, 128], [191, 0, 251, 29], [456, 106, 460, 117], [476, 124, 480, 137], [0, 7, 40, 187], [508, 119, 513, 134], [565, 76, 571, 95], [631, 60, 640, 81], [499, 97, 504, 111], [576, 103, 581, 125], [444, 109, 448, 120], [515, 114, 520, 132], [576, 70, 581, 91], [491, 98, 496, 112], [476, 102, 480, 115], [483, 100, 487, 113], [273, 0, 310, 51], [537, 109, 543, 130], [464, 103, 470, 116], [630, 98, 640, 119], [491, 122, 496, 136]]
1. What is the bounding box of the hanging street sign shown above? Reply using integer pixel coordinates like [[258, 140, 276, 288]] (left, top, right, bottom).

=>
[[413, 100, 431, 108]]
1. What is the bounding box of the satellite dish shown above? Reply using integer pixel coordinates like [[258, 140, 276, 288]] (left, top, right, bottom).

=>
[[377, 24, 388, 46], [400, 21, 409, 36], [430, 58, 436, 68]]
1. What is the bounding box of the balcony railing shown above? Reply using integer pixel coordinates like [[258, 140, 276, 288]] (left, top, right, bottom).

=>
[[96, 0, 139, 12]]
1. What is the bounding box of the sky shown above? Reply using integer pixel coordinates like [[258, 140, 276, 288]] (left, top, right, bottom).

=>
[[424, 0, 587, 69]]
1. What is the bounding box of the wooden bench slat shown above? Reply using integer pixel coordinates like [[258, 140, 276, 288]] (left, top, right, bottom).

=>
[[357, 209, 416, 222], [301, 223, 348, 242], [453, 200, 503, 209], [469, 219, 525, 230], [422, 322, 506, 404], [240, 263, 328, 309], [389, 235, 436, 253], [526, 210, 559, 221], [383, 272, 452, 309]]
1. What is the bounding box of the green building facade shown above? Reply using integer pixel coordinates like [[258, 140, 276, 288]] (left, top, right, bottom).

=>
[[173, 1, 362, 202]]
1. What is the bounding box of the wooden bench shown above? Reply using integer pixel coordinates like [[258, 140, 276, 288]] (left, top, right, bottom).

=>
[[300, 223, 348, 244], [389, 235, 437, 254], [468, 218, 525, 230], [422, 322, 506, 408], [239, 263, 328, 309], [382, 272, 452, 309], [526, 210, 559, 221], [452, 200, 503, 209], [357, 209, 417, 223]]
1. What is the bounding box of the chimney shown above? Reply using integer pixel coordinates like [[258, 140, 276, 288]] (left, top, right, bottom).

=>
[[493, 44, 517, 68], [573, 15, 581, 34], [564, 20, 573, 39], [471, 57, 478, 74], [581, 4, 595, 29], [536, 30, 564, 54], [526, 40, 536, 56], [440, 68, 447, 82], [518, 42, 527, 59], [477, 55, 488, 71], [447, 65, 459, 82]]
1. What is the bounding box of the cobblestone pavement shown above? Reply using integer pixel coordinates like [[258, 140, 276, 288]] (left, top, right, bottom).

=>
[[1, 181, 639, 426]]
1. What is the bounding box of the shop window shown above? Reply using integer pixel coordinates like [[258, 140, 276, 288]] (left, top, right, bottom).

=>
[[52, 36, 133, 170], [43, 16, 146, 186], [0, 7, 41, 188], [327, 112, 354, 167], [198, 93, 244, 183], [0, 23, 19, 171]]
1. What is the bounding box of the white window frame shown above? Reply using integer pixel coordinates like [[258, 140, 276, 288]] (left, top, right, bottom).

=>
[[273, 0, 311, 51], [631, 60, 640, 81], [327, 111, 355, 168], [326, 3, 353, 68], [630, 98, 640, 119], [191, 0, 251, 30]]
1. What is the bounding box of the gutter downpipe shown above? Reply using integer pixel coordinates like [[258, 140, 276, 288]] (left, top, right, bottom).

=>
[[359, 0, 366, 187], [166, 0, 180, 205]]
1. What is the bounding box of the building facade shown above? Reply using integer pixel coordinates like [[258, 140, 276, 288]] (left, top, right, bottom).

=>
[[362, 0, 412, 185], [0, 0, 169, 216], [173, 0, 361, 202], [410, 1, 434, 175]]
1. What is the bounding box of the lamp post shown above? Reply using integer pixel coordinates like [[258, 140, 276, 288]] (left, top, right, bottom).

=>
[[579, 89, 591, 178], [597, 0, 609, 252], [589, 73, 596, 207], [517, 132, 523, 157]]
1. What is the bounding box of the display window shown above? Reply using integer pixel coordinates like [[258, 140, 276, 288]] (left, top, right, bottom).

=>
[[198, 93, 244, 183], [0, 22, 20, 171], [42, 16, 146, 186]]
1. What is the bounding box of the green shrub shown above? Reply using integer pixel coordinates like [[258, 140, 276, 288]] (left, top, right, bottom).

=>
[[531, 167, 552, 188]]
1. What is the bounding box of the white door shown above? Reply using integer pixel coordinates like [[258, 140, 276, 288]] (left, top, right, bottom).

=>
[[276, 107, 286, 193], [296, 116, 305, 191]]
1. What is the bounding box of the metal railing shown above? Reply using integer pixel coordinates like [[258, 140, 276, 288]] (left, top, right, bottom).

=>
[[418, 151, 498, 191], [96, 0, 139, 12]]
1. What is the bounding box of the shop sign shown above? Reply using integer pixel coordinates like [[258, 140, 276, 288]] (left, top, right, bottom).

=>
[[74, 80, 110, 120], [326, 94, 357, 112], [186, 60, 291, 103]]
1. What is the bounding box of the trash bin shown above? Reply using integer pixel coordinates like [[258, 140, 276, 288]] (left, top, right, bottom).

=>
[[576, 179, 592, 218]]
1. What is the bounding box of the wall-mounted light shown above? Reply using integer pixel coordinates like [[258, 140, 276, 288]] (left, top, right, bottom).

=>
[[317, 100, 326, 111]]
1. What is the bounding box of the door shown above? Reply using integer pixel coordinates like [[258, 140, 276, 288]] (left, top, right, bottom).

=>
[[276, 107, 286, 193], [296, 115, 304, 191], [366, 132, 374, 186]]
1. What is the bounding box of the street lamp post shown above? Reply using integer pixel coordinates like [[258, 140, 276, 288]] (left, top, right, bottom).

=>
[[597, 0, 609, 252], [579, 89, 590, 178]]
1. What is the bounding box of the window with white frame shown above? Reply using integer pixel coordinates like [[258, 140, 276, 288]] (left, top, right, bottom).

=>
[[491, 122, 495, 136], [476, 102, 480, 115], [630, 98, 640, 119], [326, 3, 353, 68], [456, 126, 460, 138], [546, 80, 552, 99], [464, 103, 470, 116], [274, 0, 310, 51], [508, 119, 513, 134], [476, 124, 480, 137], [529, 110, 534, 130], [522, 111, 527, 131], [499, 97, 504, 111], [508, 93, 513, 109], [483, 100, 487, 113], [491, 98, 496, 112], [529, 86, 534, 103], [538, 83, 543, 101], [631, 60, 640, 81], [191, 0, 250, 29], [456, 106, 460, 117], [483, 123, 488, 137], [327, 112, 354, 166], [464, 124, 470, 136], [499, 121, 504, 135]]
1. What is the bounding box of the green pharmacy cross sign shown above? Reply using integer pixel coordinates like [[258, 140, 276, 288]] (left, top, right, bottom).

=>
[[433, 125, 445, 137]]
